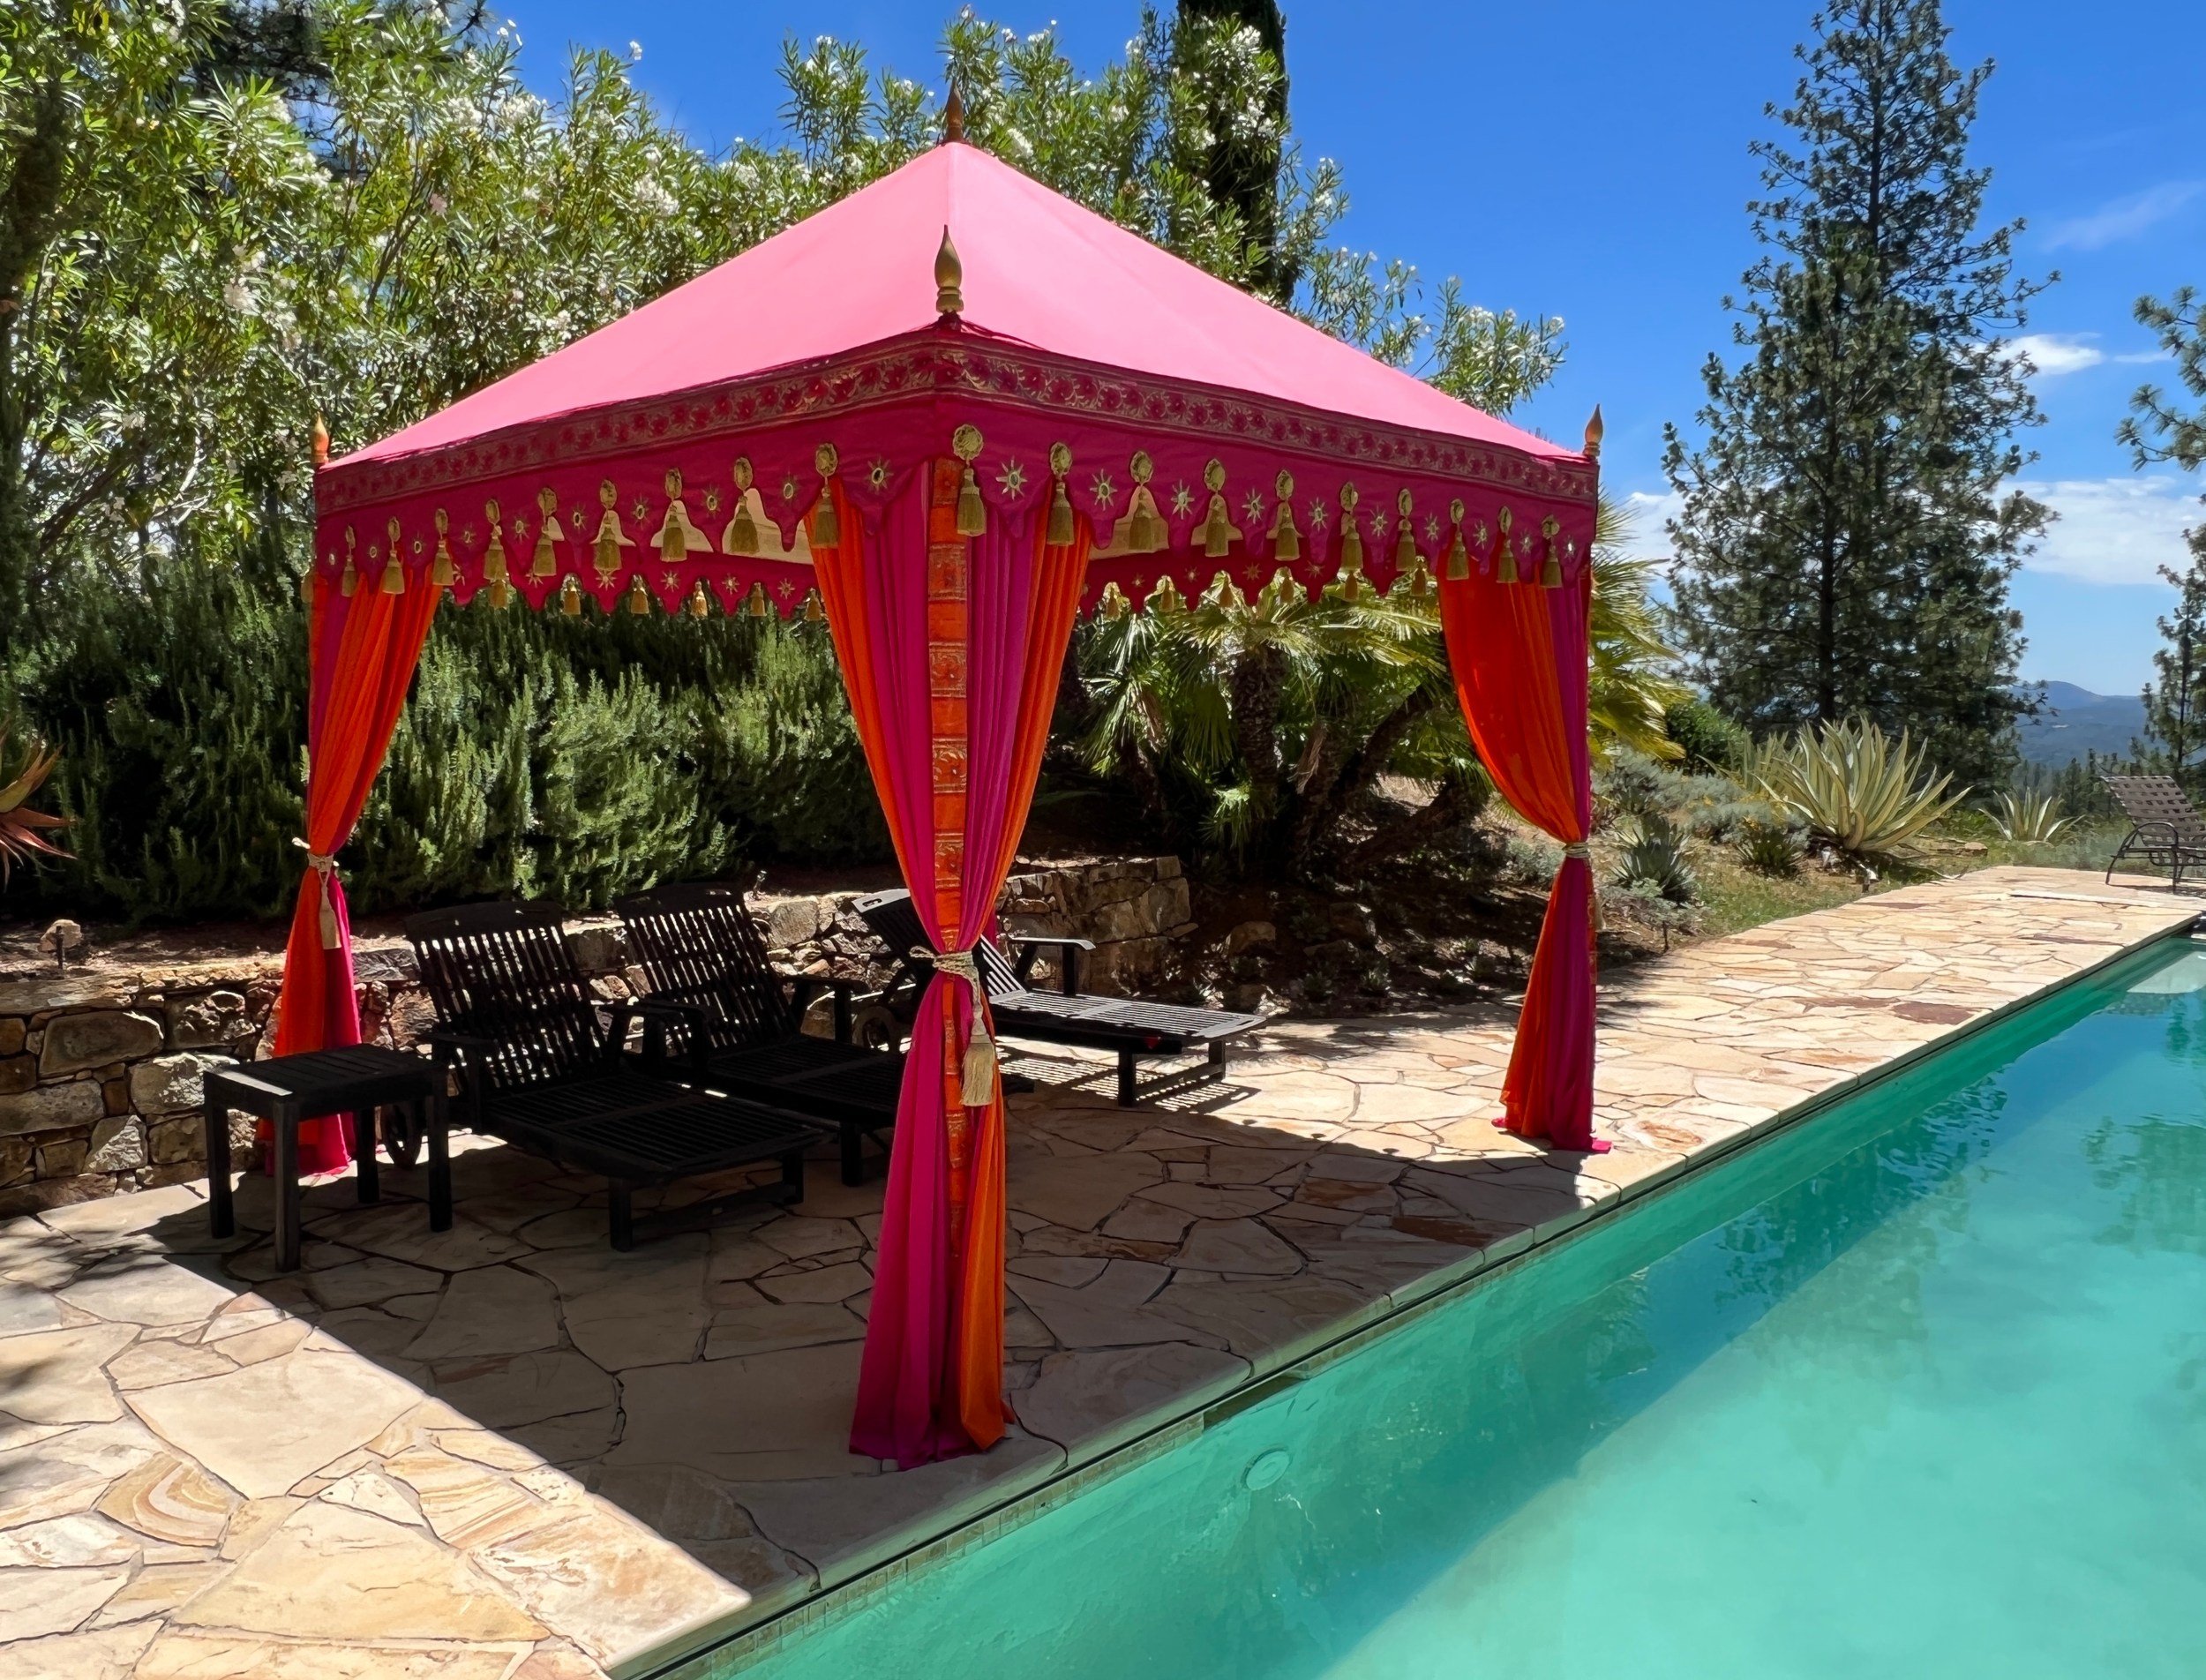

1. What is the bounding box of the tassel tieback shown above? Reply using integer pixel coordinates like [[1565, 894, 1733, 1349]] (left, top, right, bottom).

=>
[[917, 945, 1000, 1106], [292, 837, 341, 949], [1560, 841, 1603, 930]]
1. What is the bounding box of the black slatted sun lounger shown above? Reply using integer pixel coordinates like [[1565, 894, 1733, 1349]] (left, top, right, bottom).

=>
[[405, 899, 829, 1249], [852, 888, 1266, 1106], [617, 881, 907, 1186], [2105, 775, 2206, 891]]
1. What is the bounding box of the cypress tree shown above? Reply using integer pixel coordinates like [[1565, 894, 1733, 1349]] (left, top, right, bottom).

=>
[[1663, 0, 2047, 784]]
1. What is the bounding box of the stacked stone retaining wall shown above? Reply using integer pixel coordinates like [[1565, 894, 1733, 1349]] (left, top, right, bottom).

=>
[[0, 856, 1189, 1215]]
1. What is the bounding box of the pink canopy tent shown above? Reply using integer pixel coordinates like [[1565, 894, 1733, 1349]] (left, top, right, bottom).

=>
[[290, 128, 1603, 1469]]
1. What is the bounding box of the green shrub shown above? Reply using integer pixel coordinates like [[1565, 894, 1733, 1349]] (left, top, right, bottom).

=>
[[1733, 819, 1804, 877], [1594, 748, 1672, 819], [1664, 697, 1752, 774], [5, 549, 889, 923]]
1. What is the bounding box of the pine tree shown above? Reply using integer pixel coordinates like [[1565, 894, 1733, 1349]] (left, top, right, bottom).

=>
[[1662, 0, 2047, 784], [2141, 533, 2206, 795]]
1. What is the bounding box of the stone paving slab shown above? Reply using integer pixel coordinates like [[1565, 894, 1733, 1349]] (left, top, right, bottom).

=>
[[0, 869, 2192, 1677]]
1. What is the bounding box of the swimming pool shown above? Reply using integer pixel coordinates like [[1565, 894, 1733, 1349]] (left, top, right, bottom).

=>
[[726, 935, 2206, 1678]]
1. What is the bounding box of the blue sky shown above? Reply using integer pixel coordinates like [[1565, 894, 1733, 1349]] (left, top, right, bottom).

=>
[[506, 0, 2203, 695]]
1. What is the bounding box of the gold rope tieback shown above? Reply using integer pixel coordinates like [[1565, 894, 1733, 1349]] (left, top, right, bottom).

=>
[[292, 837, 341, 949], [915, 945, 999, 1106]]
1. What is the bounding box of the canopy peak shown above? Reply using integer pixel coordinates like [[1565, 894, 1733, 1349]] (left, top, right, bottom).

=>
[[1583, 404, 1603, 461]]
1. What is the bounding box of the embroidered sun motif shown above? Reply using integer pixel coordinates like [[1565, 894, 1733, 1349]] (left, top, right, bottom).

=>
[[1518, 532, 1535, 555], [631, 499, 650, 523], [1425, 515, 1442, 542], [1169, 482, 1194, 518], [868, 458, 892, 491], [1090, 470, 1119, 510], [996, 460, 1030, 499], [777, 579, 796, 600], [662, 571, 680, 591], [1470, 520, 1490, 549], [1308, 499, 1329, 529], [460, 525, 477, 549], [1370, 512, 1390, 541], [513, 516, 530, 540], [410, 537, 424, 555], [703, 488, 722, 514], [782, 476, 799, 501], [1242, 490, 1267, 524], [367, 543, 380, 559], [1564, 538, 1579, 559]]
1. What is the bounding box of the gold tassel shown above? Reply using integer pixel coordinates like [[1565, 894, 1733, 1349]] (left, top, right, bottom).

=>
[[1261, 566, 1303, 609], [483, 500, 510, 596], [813, 444, 840, 547], [1268, 470, 1300, 561], [1207, 570, 1245, 608], [1541, 514, 1564, 587], [627, 574, 652, 615], [1338, 483, 1363, 573], [1494, 506, 1517, 585], [726, 459, 760, 556], [1393, 488, 1418, 575], [431, 509, 456, 589], [299, 566, 316, 605], [687, 581, 711, 619], [486, 578, 511, 610], [1047, 442, 1074, 546], [1444, 499, 1469, 581], [559, 575, 582, 617], [592, 480, 627, 583], [960, 1018, 998, 1106], [1405, 559, 1434, 600], [1129, 451, 1162, 551], [804, 587, 825, 624], [746, 581, 769, 619], [1098, 581, 1129, 619], [952, 424, 987, 536], [1148, 574, 1184, 615], [532, 488, 561, 580], [381, 519, 405, 595], [1198, 460, 1242, 559]]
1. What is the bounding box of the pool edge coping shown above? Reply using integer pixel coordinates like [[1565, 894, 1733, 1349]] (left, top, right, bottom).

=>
[[627, 896, 2200, 1680]]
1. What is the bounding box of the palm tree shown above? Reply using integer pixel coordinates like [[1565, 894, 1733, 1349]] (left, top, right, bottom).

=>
[[1588, 495, 1690, 763]]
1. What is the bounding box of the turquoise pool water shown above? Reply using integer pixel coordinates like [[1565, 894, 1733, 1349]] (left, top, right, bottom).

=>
[[739, 937, 2206, 1678]]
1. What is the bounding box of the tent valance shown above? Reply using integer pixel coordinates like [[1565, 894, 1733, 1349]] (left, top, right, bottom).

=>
[[311, 341, 1597, 622]]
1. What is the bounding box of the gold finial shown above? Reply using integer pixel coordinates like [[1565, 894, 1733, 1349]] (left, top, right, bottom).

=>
[[311, 414, 329, 469], [934, 225, 964, 317], [1583, 404, 1604, 461], [943, 83, 965, 144]]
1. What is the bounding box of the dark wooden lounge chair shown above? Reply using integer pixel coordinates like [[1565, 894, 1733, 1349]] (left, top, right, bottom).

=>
[[405, 900, 828, 1249], [616, 881, 907, 1186], [852, 888, 1266, 1106], [2104, 775, 2206, 890]]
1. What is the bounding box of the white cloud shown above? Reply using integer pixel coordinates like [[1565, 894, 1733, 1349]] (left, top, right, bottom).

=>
[[2007, 333, 2104, 378], [1613, 490, 1683, 569], [2021, 476, 2201, 586], [2044, 181, 2203, 251], [2112, 349, 2172, 366]]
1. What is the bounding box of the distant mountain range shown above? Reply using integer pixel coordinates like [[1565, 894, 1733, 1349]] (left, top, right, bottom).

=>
[[2015, 681, 2146, 767]]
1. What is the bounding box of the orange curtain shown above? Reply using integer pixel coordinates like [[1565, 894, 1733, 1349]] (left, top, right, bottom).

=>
[[815, 465, 1091, 1465], [271, 566, 439, 1171], [1438, 563, 1602, 1151]]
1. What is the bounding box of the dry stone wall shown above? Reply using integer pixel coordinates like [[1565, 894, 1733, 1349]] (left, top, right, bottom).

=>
[[0, 856, 1189, 1215]]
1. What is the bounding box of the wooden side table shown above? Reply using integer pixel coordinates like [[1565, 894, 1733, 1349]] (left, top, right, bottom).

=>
[[204, 1045, 449, 1271]]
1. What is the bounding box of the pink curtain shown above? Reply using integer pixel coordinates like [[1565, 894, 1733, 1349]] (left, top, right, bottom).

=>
[[815, 463, 1089, 1466]]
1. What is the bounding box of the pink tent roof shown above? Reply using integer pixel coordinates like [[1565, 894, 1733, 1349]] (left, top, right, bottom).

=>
[[346, 139, 1574, 472]]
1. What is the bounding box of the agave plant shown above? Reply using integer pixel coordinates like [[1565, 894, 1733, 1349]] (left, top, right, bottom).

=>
[[1989, 789, 2073, 844], [1612, 811, 1699, 904], [1748, 719, 1968, 867], [0, 724, 71, 884]]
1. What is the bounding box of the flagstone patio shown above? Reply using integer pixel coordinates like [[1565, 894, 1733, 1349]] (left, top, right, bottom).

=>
[[0, 867, 2193, 1680]]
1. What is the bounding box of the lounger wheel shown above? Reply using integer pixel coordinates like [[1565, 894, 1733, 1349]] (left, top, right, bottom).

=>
[[847, 1003, 903, 1052], [379, 1104, 423, 1169]]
